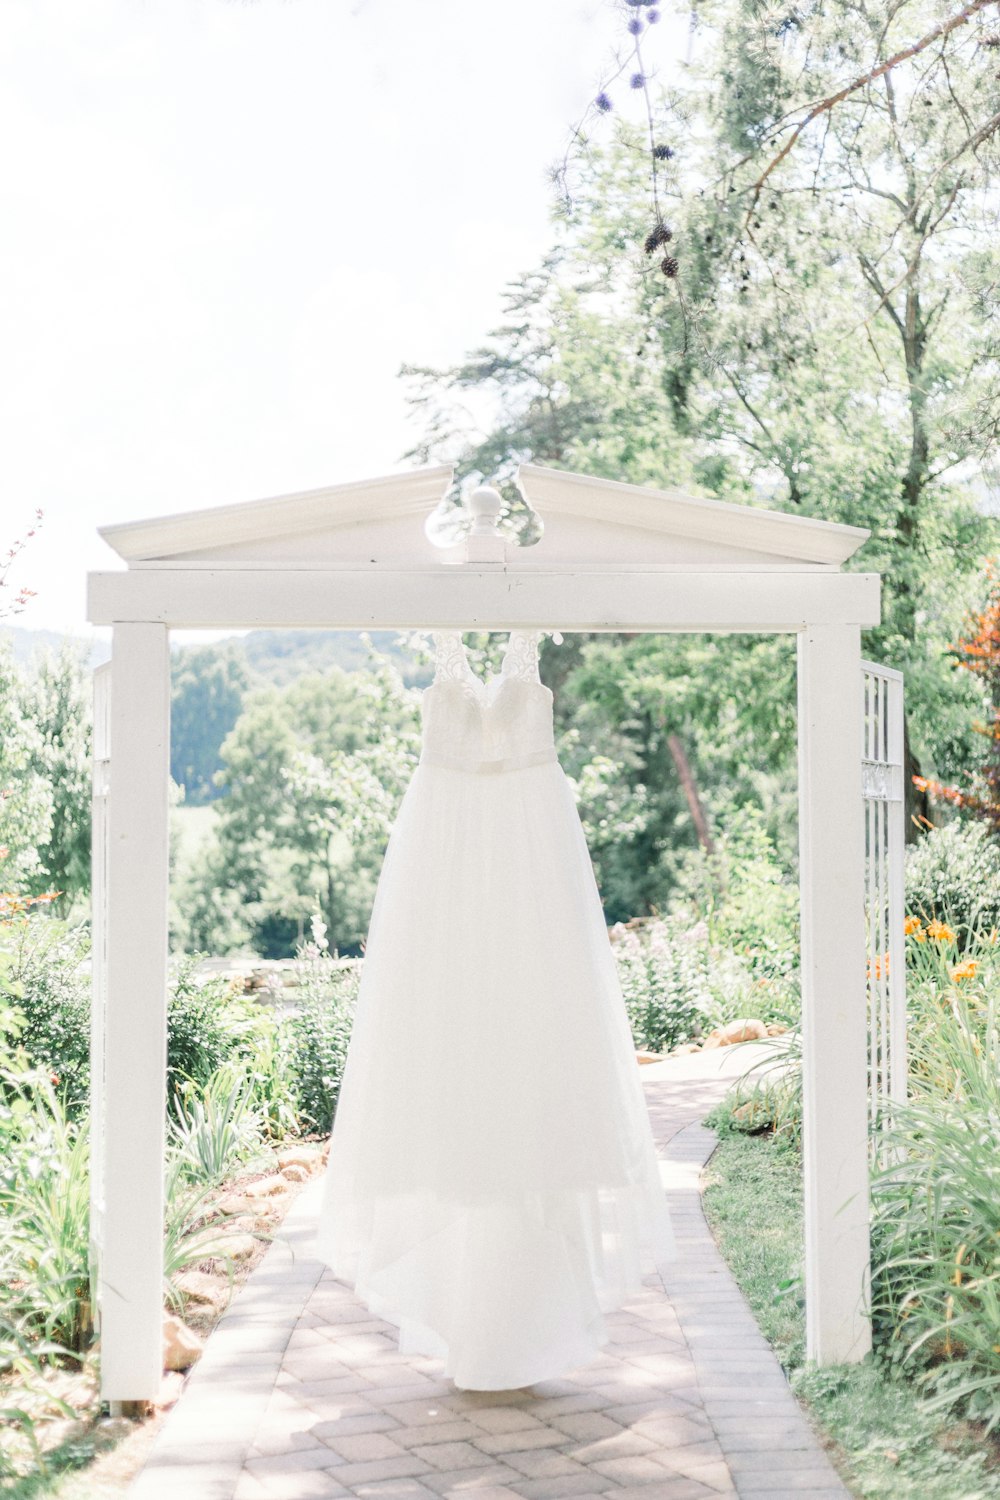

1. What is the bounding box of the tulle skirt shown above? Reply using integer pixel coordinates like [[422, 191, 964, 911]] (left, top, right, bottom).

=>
[[312, 758, 676, 1390]]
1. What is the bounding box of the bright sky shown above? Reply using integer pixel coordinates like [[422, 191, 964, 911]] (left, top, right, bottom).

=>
[[1, 0, 685, 641]]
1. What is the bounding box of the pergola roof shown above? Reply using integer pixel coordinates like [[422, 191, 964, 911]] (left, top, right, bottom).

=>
[[97, 462, 870, 572]]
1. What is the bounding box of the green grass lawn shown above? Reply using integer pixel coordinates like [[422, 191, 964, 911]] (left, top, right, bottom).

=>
[[702, 1127, 1000, 1499]]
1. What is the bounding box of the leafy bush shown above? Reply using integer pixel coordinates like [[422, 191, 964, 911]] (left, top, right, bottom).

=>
[[167, 1062, 267, 1185], [870, 982, 1000, 1431], [671, 806, 800, 1004], [166, 959, 264, 1100], [286, 959, 360, 1133], [613, 910, 793, 1055], [0, 1064, 92, 1354], [706, 1029, 803, 1145], [905, 819, 1000, 949], [613, 918, 712, 1052], [0, 920, 91, 1116]]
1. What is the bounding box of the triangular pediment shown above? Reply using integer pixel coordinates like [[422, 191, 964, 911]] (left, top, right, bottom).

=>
[[97, 461, 869, 572], [98, 466, 456, 567], [513, 466, 869, 569]]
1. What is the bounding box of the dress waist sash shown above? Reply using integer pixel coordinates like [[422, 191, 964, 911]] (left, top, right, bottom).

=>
[[420, 748, 558, 775]]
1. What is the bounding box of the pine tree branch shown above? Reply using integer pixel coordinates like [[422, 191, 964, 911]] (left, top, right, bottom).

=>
[[741, 0, 997, 228]]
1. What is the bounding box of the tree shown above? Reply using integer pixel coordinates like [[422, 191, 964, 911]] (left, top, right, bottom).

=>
[[914, 556, 1000, 825], [171, 644, 249, 805], [175, 652, 422, 957], [0, 644, 52, 895], [402, 0, 999, 860], [20, 646, 92, 913]]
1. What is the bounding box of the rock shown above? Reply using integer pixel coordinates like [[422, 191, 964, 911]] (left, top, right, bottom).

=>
[[163, 1313, 203, 1372], [155, 1371, 186, 1409], [276, 1146, 317, 1170], [244, 1174, 288, 1199], [280, 1164, 310, 1182], [766, 1023, 789, 1036], [92, 1415, 135, 1449], [671, 1042, 702, 1054], [720, 1017, 769, 1044], [732, 1099, 767, 1127], [201, 1232, 259, 1260], [39, 1417, 91, 1452], [635, 1050, 662, 1065], [175, 1269, 228, 1305], [215, 1193, 256, 1216]]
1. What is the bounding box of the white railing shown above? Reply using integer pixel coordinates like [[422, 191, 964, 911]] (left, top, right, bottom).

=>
[[861, 660, 907, 1153]]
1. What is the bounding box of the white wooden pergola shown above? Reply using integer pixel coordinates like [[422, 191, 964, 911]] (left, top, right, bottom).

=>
[[87, 462, 881, 1403]]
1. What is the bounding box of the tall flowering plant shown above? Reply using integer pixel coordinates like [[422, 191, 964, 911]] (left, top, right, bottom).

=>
[[914, 558, 1000, 827]]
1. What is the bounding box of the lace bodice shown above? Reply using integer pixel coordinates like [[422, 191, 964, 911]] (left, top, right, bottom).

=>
[[421, 631, 556, 773]]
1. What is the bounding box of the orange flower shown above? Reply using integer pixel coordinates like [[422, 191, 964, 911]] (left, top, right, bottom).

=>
[[927, 920, 957, 944], [867, 953, 891, 980], [904, 915, 923, 936], [951, 960, 979, 982]]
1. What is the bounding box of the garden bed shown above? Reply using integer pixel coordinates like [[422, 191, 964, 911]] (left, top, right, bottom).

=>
[[702, 1130, 1000, 1500]]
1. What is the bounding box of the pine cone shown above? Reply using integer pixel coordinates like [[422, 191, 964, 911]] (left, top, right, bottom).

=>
[[643, 223, 673, 255], [661, 255, 679, 278]]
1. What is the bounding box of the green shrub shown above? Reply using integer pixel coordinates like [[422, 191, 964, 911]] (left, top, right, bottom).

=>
[[0, 1065, 92, 1354], [870, 982, 1000, 1432], [0, 920, 91, 1116], [168, 1061, 267, 1185], [166, 959, 263, 1100], [905, 819, 1000, 948], [706, 1029, 803, 1145], [613, 919, 710, 1052], [671, 806, 800, 1004], [286, 960, 360, 1133]]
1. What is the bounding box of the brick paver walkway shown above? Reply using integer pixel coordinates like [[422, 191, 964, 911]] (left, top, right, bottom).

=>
[[129, 1048, 850, 1500]]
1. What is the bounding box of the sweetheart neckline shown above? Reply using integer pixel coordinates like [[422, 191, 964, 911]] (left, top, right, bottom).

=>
[[433, 630, 540, 695]]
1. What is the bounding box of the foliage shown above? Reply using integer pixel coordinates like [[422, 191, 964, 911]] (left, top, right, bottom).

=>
[[177, 652, 421, 957], [17, 647, 92, 914], [285, 958, 360, 1134], [404, 0, 1000, 825], [870, 980, 1000, 1433], [0, 1065, 93, 1354], [167, 1062, 267, 1186], [0, 511, 42, 622], [915, 559, 1000, 825], [673, 806, 801, 994], [707, 1028, 803, 1146], [166, 960, 265, 1102], [904, 820, 1000, 949], [240, 1008, 301, 1143], [0, 1315, 78, 1483], [0, 920, 91, 1118], [613, 918, 707, 1053], [0, 645, 53, 894], [170, 644, 250, 807], [704, 1133, 1000, 1499]]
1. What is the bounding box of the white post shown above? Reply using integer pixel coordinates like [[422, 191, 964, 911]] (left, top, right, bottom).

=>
[[89, 664, 112, 1329], [99, 623, 170, 1401], [797, 623, 872, 1364]]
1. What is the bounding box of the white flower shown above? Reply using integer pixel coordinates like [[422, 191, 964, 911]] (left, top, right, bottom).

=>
[[310, 914, 329, 952]]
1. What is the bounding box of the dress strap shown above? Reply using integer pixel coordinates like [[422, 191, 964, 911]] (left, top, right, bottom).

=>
[[502, 631, 543, 684], [431, 632, 470, 684]]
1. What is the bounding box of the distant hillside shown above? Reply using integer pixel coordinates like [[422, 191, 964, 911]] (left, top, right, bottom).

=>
[[3, 625, 427, 686], [7, 624, 431, 807], [1, 626, 110, 671], [240, 629, 428, 688]]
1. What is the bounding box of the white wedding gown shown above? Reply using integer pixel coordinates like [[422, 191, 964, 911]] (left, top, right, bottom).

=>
[[312, 630, 675, 1390]]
